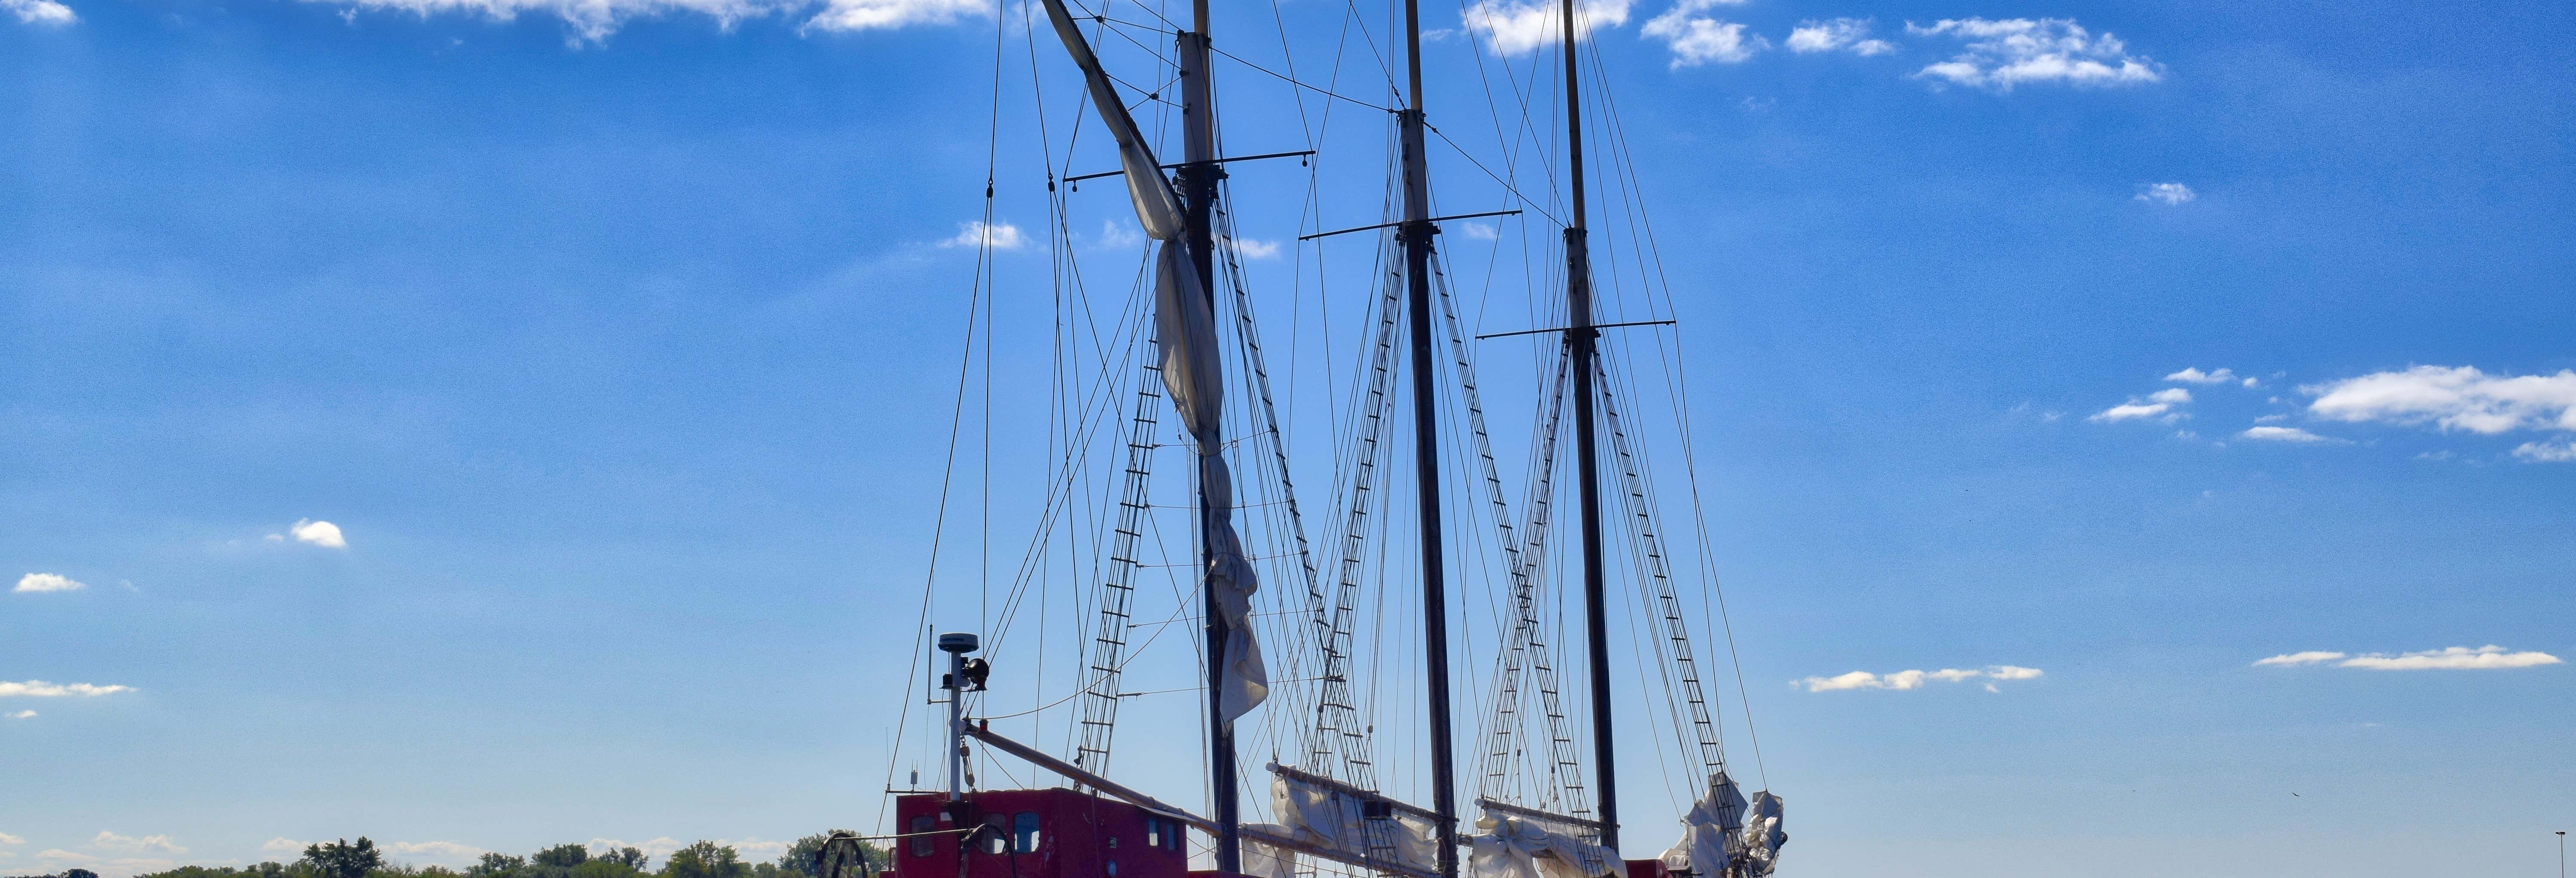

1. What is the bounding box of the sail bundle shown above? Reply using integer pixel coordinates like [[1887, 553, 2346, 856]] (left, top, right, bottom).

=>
[[1657, 772, 1785, 878], [1270, 773, 1441, 873], [1040, 0, 1267, 725], [1467, 812, 1615, 878]]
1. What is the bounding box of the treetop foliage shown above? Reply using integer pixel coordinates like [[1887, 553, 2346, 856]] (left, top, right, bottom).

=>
[[108, 833, 888, 878]]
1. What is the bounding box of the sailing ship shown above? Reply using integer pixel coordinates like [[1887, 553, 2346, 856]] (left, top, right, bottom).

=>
[[827, 1, 1787, 878]]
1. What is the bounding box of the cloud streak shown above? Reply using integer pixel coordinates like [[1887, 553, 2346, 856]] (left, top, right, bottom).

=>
[[1640, 0, 1762, 67], [2305, 365, 2576, 435], [1785, 18, 1891, 56], [3, 0, 76, 24], [2257, 645, 2562, 671], [1462, 0, 1632, 56], [0, 681, 135, 698], [1798, 665, 2042, 692]]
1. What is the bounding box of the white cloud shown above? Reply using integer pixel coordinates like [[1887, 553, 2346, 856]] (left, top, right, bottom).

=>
[[0, 831, 22, 844], [1227, 237, 1282, 260], [290, 519, 347, 548], [2258, 645, 2563, 671], [4, 0, 76, 25], [1461, 0, 1632, 56], [2091, 387, 2189, 423], [2340, 645, 2562, 671], [2513, 439, 2576, 462], [1906, 18, 2163, 91], [802, 0, 986, 33], [0, 681, 135, 698], [1, 711, 24, 720], [939, 221, 1026, 251], [92, 833, 186, 855], [2305, 365, 2576, 434], [1798, 665, 2041, 692], [717, 839, 790, 860], [384, 842, 486, 863], [2254, 650, 2346, 666], [1094, 220, 1142, 250], [2239, 425, 2343, 444], [591, 838, 688, 860], [2136, 182, 2195, 204], [261, 839, 307, 854], [1458, 221, 1498, 240], [15, 573, 86, 593], [1785, 18, 1893, 55], [2164, 367, 2235, 384], [304, 0, 806, 44], [1640, 0, 1763, 67]]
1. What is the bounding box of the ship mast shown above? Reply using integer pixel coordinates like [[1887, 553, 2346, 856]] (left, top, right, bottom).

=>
[[1175, 1, 1240, 872], [1397, 1, 1463, 876], [1558, 0, 1621, 854]]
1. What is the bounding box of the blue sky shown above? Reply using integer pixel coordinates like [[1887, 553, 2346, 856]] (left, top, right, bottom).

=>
[[3, 0, 2571, 875]]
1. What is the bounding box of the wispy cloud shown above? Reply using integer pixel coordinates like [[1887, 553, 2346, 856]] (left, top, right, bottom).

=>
[[2136, 182, 2195, 205], [2239, 425, 2343, 444], [2305, 365, 2576, 435], [1640, 0, 1763, 67], [0, 681, 135, 698], [2513, 439, 2576, 462], [2163, 366, 2251, 386], [2257, 645, 2562, 671], [1462, 0, 1632, 56], [1785, 17, 1892, 55], [1227, 237, 1282, 260], [3, 0, 76, 25], [1798, 665, 2041, 692], [939, 221, 1027, 251], [1458, 221, 1498, 240], [2090, 387, 2189, 422], [2254, 650, 2345, 666], [1, 831, 23, 844], [92, 833, 185, 855], [299, 0, 984, 45], [1906, 18, 2163, 91], [5, 710, 30, 719], [15, 573, 86, 593]]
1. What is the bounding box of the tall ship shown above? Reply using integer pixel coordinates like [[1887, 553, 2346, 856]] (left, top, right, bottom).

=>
[[825, 1, 1787, 878]]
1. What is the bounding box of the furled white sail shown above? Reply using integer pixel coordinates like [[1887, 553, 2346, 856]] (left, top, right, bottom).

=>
[[1467, 813, 1617, 878], [1036, 0, 1182, 240], [1152, 240, 1269, 723], [1658, 772, 1746, 878], [1270, 774, 1440, 872], [1241, 824, 1299, 878], [1733, 792, 1785, 877]]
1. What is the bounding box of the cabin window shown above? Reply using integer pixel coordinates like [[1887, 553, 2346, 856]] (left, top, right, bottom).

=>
[[1163, 820, 1185, 852], [1144, 820, 1160, 850], [909, 816, 935, 857], [1105, 862, 1118, 878], [1013, 812, 1042, 854], [981, 815, 1010, 855]]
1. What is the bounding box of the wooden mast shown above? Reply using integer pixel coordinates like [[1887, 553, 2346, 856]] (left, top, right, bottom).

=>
[[1558, 0, 1621, 854], [1397, 0, 1462, 875], [1175, 0, 1239, 870]]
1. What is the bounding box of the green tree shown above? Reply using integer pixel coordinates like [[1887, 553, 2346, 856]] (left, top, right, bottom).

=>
[[303, 839, 386, 878], [531, 848, 589, 871], [778, 832, 884, 878], [657, 843, 745, 878], [467, 854, 525, 878], [592, 849, 648, 872]]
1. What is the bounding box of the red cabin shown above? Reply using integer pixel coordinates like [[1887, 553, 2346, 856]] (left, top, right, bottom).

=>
[[891, 789, 1193, 878]]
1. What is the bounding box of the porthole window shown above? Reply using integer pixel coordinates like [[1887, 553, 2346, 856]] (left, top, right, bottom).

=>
[[1106, 862, 1118, 877]]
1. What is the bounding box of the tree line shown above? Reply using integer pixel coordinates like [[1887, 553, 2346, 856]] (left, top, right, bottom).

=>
[[9, 834, 889, 878]]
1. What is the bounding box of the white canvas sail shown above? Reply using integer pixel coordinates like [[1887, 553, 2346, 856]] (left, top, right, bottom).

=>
[[1658, 772, 1746, 878], [1269, 774, 1440, 873], [1467, 812, 1616, 878], [1036, 0, 1182, 240], [1153, 238, 1268, 723], [1733, 792, 1785, 877]]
